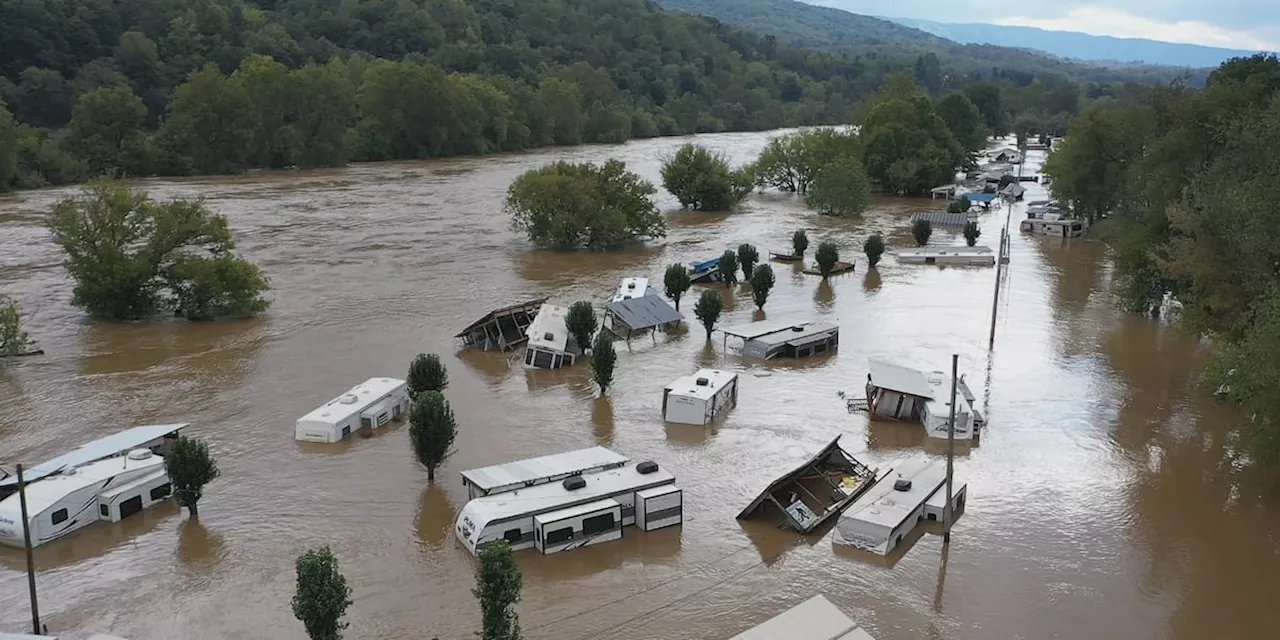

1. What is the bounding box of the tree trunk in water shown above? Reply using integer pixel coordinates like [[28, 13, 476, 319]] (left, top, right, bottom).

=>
[[187, 500, 198, 518], [427, 465, 436, 482]]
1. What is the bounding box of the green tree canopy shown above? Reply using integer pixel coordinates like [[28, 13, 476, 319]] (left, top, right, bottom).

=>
[[814, 241, 840, 279], [664, 263, 692, 311], [863, 234, 886, 268], [66, 85, 150, 177], [409, 391, 458, 482], [935, 92, 987, 153], [506, 159, 665, 250], [661, 143, 752, 211], [407, 353, 449, 399], [750, 264, 775, 310], [590, 332, 617, 396], [292, 546, 353, 640], [693, 289, 724, 340], [861, 94, 965, 195], [805, 156, 870, 217], [0, 295, 36, 357], [474, 540, 523, 640], [164, 436, 220, 517]]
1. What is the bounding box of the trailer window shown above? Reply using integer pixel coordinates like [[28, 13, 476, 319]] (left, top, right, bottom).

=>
[[151, 483, 172, 501], [51, 508, 68, 524], [583, 512, 616, 536], [545, 527, 573, 545], [503, 528, 522, 543], [532, 350, 554, 369]]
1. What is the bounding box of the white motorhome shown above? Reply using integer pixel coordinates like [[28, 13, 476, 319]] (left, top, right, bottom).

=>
[[295, 377, 409, 443], [459, 446, 630, 499], [454, 460, 679, 555], [662, 369, 739, 426], [522, 303, 581, 370], [832, 459, 965, 556], [0, 424, 185, 548]]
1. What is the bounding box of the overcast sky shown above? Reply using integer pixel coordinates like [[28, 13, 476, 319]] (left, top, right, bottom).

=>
[[812, 1, 1280, 51]]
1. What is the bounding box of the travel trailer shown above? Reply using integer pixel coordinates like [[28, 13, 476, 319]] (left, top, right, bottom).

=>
[[662, 369, 739, 426], [832, 459, 966, 556], [294, 377, 409, 443], [459, 446, 630, 499], [522, 303, 582, 370], [0, 424, 185, 548], [454, 461, 679, 555], [611, 277, 656, 302], [730, 595, 877, 640], [864, 359, 984, 439], [722, 320, 839, 360]]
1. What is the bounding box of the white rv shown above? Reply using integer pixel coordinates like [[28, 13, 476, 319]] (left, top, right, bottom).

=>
[[522, 303, 581, 369], [662, 369, 739, 426], [832, 459, 966, 556], [454, 460, 679, 555], [611, 277, 655, 302], [0, 424, 185, 548], [295, 377, 409, 443]]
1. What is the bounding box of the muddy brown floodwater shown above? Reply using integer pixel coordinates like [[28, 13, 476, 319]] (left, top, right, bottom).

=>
[[2, 130, 1280, 640]]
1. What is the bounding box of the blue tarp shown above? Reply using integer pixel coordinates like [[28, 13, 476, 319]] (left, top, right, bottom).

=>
[[966, 193, 998, 203]]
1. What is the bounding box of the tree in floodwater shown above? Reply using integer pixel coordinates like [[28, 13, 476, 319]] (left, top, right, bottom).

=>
[[750, 264, 775, 310], [409, 391, 457, 482], [663, 263, 692, 311], [0, 295, 36, 357], [406, 353, 449, 399], [792, 229, 809, 257], [565, 301, 598, 353], [805, 156, 870, 217], [474, 540, 523, 640], [506, 159, 665, 250], [292, 546, 353, 640], [46, 181, 270, 321], [164, 436, 220, 518], [660, 143, 752, 211], [863, 234, 886, 268], [718, 249, 739, 285], [912, 219, 933, 246], [737, 244, 759, 281], [694, 289, 725, 340], [963, 221, 982, 246], [590, 332, 617, 396], [815, 242, 839, 280]]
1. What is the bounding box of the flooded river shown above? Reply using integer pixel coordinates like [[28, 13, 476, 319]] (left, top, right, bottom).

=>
[[2, 131, 1279, 640]]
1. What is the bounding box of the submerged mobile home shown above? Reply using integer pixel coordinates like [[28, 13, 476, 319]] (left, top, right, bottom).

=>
[[522, 303, 582, 370], [832, 459, 966, 556], [454, 460, 680, 555], [894, 247, 996, 266], [611, 277, 656, 302], [865, 360, 984, 439], [0, 424, 185, 548], [295, 377, 409, 443], [730, 595, 877, 640], [455, 298, 547, 351], [722, 320, 839, 360], [662, 369, 739, 426], [737, 436, 877, 533], [459, 446, 631, 499]]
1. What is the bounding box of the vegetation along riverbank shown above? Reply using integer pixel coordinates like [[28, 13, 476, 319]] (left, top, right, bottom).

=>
[[2, 0, 1174, 193], [1044, 53, 1280, 463]]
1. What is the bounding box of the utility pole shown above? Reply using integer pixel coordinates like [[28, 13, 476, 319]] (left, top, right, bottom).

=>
[[17, 464, 42, 634], [943, 354, 958, 543], [987, 226, 1006, 349]]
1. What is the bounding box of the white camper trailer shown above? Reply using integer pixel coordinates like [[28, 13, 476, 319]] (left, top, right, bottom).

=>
[[662, 369, 739, 426], [832, 459, 965, 556], [295, 377, 409, 443], [522, 303, 581, 370], [611, 277, 655, 302], [454, 460, 679, 555], [460, 446, 630, 499], [0, 424, 185, 548], [635, 485, 683, 531]]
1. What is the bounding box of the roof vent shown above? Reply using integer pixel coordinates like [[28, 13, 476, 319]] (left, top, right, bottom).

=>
[[127, 449, 153, 461], [791, 325, 805, 332], [695, 377, 710, 386], [562, 476, 587, 491], [339, 394, 359, 404], [627, 282, 637, 289], [893, 479, 912, 492], [543, 332, 554, 341], [636, 460, 659, 475]]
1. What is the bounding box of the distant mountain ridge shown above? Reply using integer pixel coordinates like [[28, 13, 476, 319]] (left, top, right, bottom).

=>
[[883, 16, 1266, 69]]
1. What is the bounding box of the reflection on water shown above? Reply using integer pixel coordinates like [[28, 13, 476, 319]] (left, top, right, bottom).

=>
[[1, 132, 1279, 640]]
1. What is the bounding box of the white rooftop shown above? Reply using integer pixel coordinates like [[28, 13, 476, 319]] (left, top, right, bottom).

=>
[[612, 277, 651, 302], [721, 319, 812, 340], [460, 447, 629, 492], [0, 451, 166, 515], [894, 246, 994, 257], [458, 463, 675, 528], [841, 459, 946, 530], [664, 369, 738, 401], [731, 595, 876, 640], [867, 359, 936, 398], [0, 633, 59, 640], [297, 377, 405, 425], [0, 423, 184, 488], [526, 303, 572, 353]]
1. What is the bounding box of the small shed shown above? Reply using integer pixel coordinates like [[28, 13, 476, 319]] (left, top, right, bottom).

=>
[[908, 211, 971, 228], [662, 369, 739, 426], [455, 298, 546, 351], [864, 360, 935, 421], [929, 184, 958, 200], [604, 295, 683, 339], [721, 320, 839, 359], [729, 594, 876, 640], [522, 303, 581, 369]]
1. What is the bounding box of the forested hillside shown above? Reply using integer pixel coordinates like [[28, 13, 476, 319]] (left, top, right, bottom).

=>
[[656, 0, 1203, 84], [0, 0, 884, 189]]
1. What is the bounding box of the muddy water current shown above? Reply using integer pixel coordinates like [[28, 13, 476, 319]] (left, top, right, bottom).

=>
[[2, 131, 1279, 640]]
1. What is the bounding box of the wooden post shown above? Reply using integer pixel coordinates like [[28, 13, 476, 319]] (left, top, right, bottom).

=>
[[943, 355, 958, 543], [17, 464, 42, 634], [988, 226, 1006, 349]]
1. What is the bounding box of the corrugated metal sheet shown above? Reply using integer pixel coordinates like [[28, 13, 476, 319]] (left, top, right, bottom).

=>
[[0, 424, 186, 488], [909, 211, 969, 227], [460, 447, 629, 492], [721, 319, 809, 340], [867, 359, 935, 398], [731, 595, 875, 640], [606, 295, 683, 331]]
